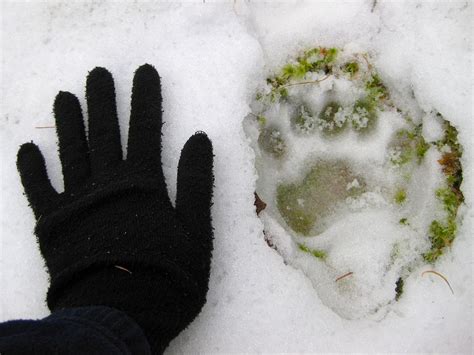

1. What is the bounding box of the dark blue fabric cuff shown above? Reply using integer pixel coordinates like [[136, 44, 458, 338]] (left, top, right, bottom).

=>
[[0, 306, 151, 355]]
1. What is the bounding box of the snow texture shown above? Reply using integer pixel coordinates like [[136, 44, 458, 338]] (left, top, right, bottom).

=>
[[1, 1, 472, 353]]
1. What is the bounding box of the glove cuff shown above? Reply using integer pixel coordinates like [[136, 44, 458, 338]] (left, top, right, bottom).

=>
[[45, 306, 152, 354], [48, 264, 203, 355]]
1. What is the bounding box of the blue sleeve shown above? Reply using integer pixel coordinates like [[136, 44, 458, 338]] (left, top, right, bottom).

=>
[[0, 306, 151, 355]]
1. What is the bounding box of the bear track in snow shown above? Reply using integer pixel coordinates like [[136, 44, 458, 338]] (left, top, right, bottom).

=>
[[244, 45, 464, 320]]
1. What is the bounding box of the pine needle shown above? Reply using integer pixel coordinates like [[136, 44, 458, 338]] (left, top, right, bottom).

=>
[[335, 271, 353, 282], [421, 270, 454, 294], [282, 75, 330, 89], [114, 265, 133, 274]]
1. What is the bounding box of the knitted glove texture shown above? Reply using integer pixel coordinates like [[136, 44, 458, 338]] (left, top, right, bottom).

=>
[[16, 64, 214, 354]]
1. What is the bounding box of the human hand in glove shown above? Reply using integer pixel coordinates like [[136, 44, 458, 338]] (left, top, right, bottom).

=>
[[16, 64, 214, 354]]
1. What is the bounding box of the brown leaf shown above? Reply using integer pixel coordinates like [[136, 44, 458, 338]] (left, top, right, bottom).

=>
[[254, 192, 267, 215], [438, 152, 461, 177]]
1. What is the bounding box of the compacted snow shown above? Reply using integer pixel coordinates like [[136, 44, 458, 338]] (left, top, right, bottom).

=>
[[1, 1, 472, 353]]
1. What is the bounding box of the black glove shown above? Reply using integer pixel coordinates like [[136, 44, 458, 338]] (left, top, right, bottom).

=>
[[16, 64, 214, 354]]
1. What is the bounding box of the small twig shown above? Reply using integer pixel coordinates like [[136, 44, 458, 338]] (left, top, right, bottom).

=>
[[114, 265, 133, 274], [282, 75, 330, 89], [35, 126, 56, 129], [335, 271, 353, 282], [257, 75, 330, 101], [422, 270, 454, 294]]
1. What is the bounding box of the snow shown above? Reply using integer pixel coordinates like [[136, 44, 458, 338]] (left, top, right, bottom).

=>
[[1, 1, 472, 353]]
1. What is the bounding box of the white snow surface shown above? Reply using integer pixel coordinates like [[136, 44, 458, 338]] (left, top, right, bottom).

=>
[[1, 1, 472, 353]]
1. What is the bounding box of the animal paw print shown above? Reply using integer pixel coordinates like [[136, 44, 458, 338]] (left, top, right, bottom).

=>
[[244, 45, 463, 319]]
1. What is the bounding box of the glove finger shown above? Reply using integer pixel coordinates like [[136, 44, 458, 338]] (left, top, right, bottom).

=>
[[54, 91, 90, 190], [176, 132, 214, 242], [86, 67, 122, 174], [127, 64, 163, 175], [17, 143, 58, 218]]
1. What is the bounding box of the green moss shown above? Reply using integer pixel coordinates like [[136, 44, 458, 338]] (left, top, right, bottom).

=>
[[266, 47, 339, 94], [300, 47, 338, 73], [399, 218, 408, 225], [390, 124, 430, 166], [436, 118, 463, 192], [258, 127, 287, 158], [268, 86, 290, 103], [390, 131, 414, 165], [277, 160, 365, 235], [416, 136, 430, 160], [343, 62, 359, 77], [298, 243, 327, 260], [319, 101, 347, 135], [293, 104, 314, 133], [394, 189, 407, 204], [424, 219, 457, 262], [362, 73, 389, 118], [365, 73, 388, 103], [325, 48, 338, 63], [431, 219, 456, 248], [282, 62, 308, 80], [437, 118, 462, 155], [423, 187, 462, 262], [266, 75, 285, 88], [269, 91, 277, 103], [279, 87, 289, 99], [257, 115, 267, 127], [436, 188, 461, 216], [301, 47, 320, 58], [352, 99, 377, 133], [423, 249, 442, 263]]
